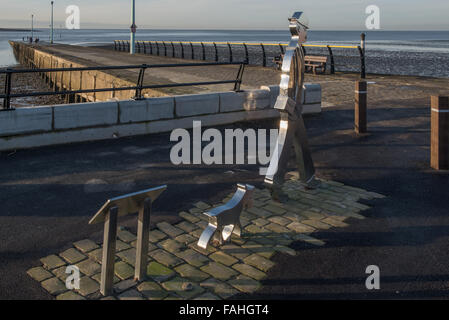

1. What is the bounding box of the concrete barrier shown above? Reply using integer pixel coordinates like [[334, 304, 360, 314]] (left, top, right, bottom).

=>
[[0, 86, 321, 151]]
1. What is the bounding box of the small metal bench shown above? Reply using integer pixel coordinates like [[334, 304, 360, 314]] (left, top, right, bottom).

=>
[[198, 184, 254, 249]]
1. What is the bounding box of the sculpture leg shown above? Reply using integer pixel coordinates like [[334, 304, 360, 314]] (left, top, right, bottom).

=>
[[198, 224, 218, 249]]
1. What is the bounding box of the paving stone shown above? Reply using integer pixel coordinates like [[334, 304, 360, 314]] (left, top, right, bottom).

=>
[[243, 254, 275, 272], [195, 292, 221, 300], [287, 221, 316, 233], [244, 224, 267, 235], [194, 201, 211, 210], [195, 220, 208, 229], [284, 211, 305, 222], [179, 211, 200, 223], [176, 221, 198, 233], [209, 251, 238, 266], [114, 261, 134, 280], [78, 276, 99, 296], [117, 229, 137, 243], [56, 291, 86, 300], [146, 262, 176, 282], [150, 249, 184, 268], [232, 263, 267, 281], [41, 277, 68, 295], [118, 289, 144, 300], [242, 241, 277, 259], [264, 223, 290, 234], [268, 216, 292, 226], [200, 278, 238, 299], [88, 248, 117, 264], [115, 239, 132, 252], [77, 259, 101, 276], [293, 233, 326, 246], [200, 262, 238, 281], [189, 207, 203, 215], [175, 264, 210, 282], [301, 219, 332, 230], [157, 222, 184, 238], [114, 279, 137, 293], [274, 245, 296, 256], [264, 204, 286, 215], [220, 244, 251, 260], [117, 248, 137, 266], [246, 207, 272, 218], [162, 277, 205, 299], [252, 218, 270, 227], [92, 273, 120, 284], [158, 239, 186, 253], [175, 249, 210, 267], [229, 275, 261, 293], [137, 281, 169, 300], [148, 229, 167, 243], [60, 248, 87, 264], [27, 267, 53, 282], [175, 234, 197, 245], [52, 266, 71, 281], [41, 255, 66, 270], [321, 217, 349, 228], [190, 228, 203, 239], [189, 242, 217, 255], [73, 239, 99, 253]]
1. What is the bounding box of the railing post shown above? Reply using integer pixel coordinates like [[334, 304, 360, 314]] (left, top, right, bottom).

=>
[[143, 42, 146, 54], [190, 42, 194, 59], [100, 206, 118, 296], [135, 65, 147, 100], [137, 41, 141, 53], [114, 41, 117, 51], [201, 42, 206, 61], [163, 41, 167, 56], [227, 42, 233, 63], [149, 41, 153, 55], [243, 43, 249, 64], [180, 42, 185, 59], [260, 43, 266, 67], [358, 45, 366, 79], [279, 43, 285, 55], [3, 70, 12, 110], [431, 96, 449, 170], [156, 42, 160, 56], [355, 80, 367, 134], [234, 63, 245, 92], [327, 45, 335, 74], [213, 42, 218, 62], [135, 198, 152, 281], [171, 42, 175, 58]]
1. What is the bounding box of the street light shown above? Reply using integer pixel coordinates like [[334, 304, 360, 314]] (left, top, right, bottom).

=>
[[130, 0, 137, 54], [50, 1, 54, 44], [31, 14, 34, 41]]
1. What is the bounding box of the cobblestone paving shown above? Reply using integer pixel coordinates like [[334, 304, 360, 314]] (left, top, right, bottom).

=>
[[27, 177, 384, 300]]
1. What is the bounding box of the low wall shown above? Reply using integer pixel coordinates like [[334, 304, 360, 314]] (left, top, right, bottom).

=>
[[0, 84, 321, 151]]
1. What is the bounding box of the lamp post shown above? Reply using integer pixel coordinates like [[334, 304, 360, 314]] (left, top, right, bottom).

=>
[[130, 0, 137, 54], [50, 1, 54, 44], [31, 14, 34, 41]]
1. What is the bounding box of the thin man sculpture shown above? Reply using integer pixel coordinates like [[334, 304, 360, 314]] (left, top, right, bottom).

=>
[[197, 184, 254, 249], [264, 12, 319, 202]]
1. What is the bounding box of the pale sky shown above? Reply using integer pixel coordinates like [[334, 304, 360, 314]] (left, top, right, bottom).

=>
[[1, 0, 449, 30]]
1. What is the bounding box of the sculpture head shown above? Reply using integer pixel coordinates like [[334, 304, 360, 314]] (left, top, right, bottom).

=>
[[289, 11, 309, 44]]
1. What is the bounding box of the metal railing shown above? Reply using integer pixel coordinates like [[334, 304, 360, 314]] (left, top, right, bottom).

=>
[[0, 61, 246, 110], [113, 40, 365, 78]]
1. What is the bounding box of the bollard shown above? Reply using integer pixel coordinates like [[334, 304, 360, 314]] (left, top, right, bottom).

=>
[[355, 81, 367, 134], [431, 96, 449, 170]]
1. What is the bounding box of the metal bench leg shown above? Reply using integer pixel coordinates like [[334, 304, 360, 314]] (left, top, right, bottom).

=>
[[198, 224, 218, 249]]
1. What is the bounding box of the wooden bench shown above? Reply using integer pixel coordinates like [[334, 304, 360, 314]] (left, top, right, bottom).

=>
[[305, 55, 327, 74], [273, 55, 284, 70]]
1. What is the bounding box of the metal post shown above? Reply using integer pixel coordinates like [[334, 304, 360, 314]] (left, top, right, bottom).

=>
[[171, 42, 175, 57], [135, 198, 152, 281], [135, 65, 146, 99], [243, 43, 249, 64], [100, 206, 118, 296], [201, 42, 206, 61], [355, 81, 367, 134], [156, 42, 159, 56], [149, 41, 153, 55], [163, 41, 167, 56], [234, 64, 245, 92], [190, 42, 194, 59], [180, 42, 184, 58], [227, 42, 233, 63], [360, 33, 366, 79], [130, 0, 136, 54], [3, 70, 12, 110], [431, 96, 449, 170], [142, 41, 146, 54], [327, 45, 335, 74], [260, 43, 267, 67], [50, 1, 54, 44], [279, 43, 285, 55], [213, 42, 218, 62], [31, 14, 34, 41]]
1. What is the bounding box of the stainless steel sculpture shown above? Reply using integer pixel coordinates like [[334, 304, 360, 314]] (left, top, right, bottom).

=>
[[198, 184, 254, 249], [264, 11, 319, 202], [89, 185, 167, 296]]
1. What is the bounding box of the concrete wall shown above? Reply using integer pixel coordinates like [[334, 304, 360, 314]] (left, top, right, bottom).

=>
[[0, 85, 321, 151]]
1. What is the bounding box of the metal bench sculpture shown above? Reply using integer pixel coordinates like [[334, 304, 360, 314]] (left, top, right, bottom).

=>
[[198, 184, 254, 249], [264, 11, 320, 202], [89, 185, 166, 296]]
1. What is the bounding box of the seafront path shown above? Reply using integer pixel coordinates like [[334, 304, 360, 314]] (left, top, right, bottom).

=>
[[1, 43, 449, 299]]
